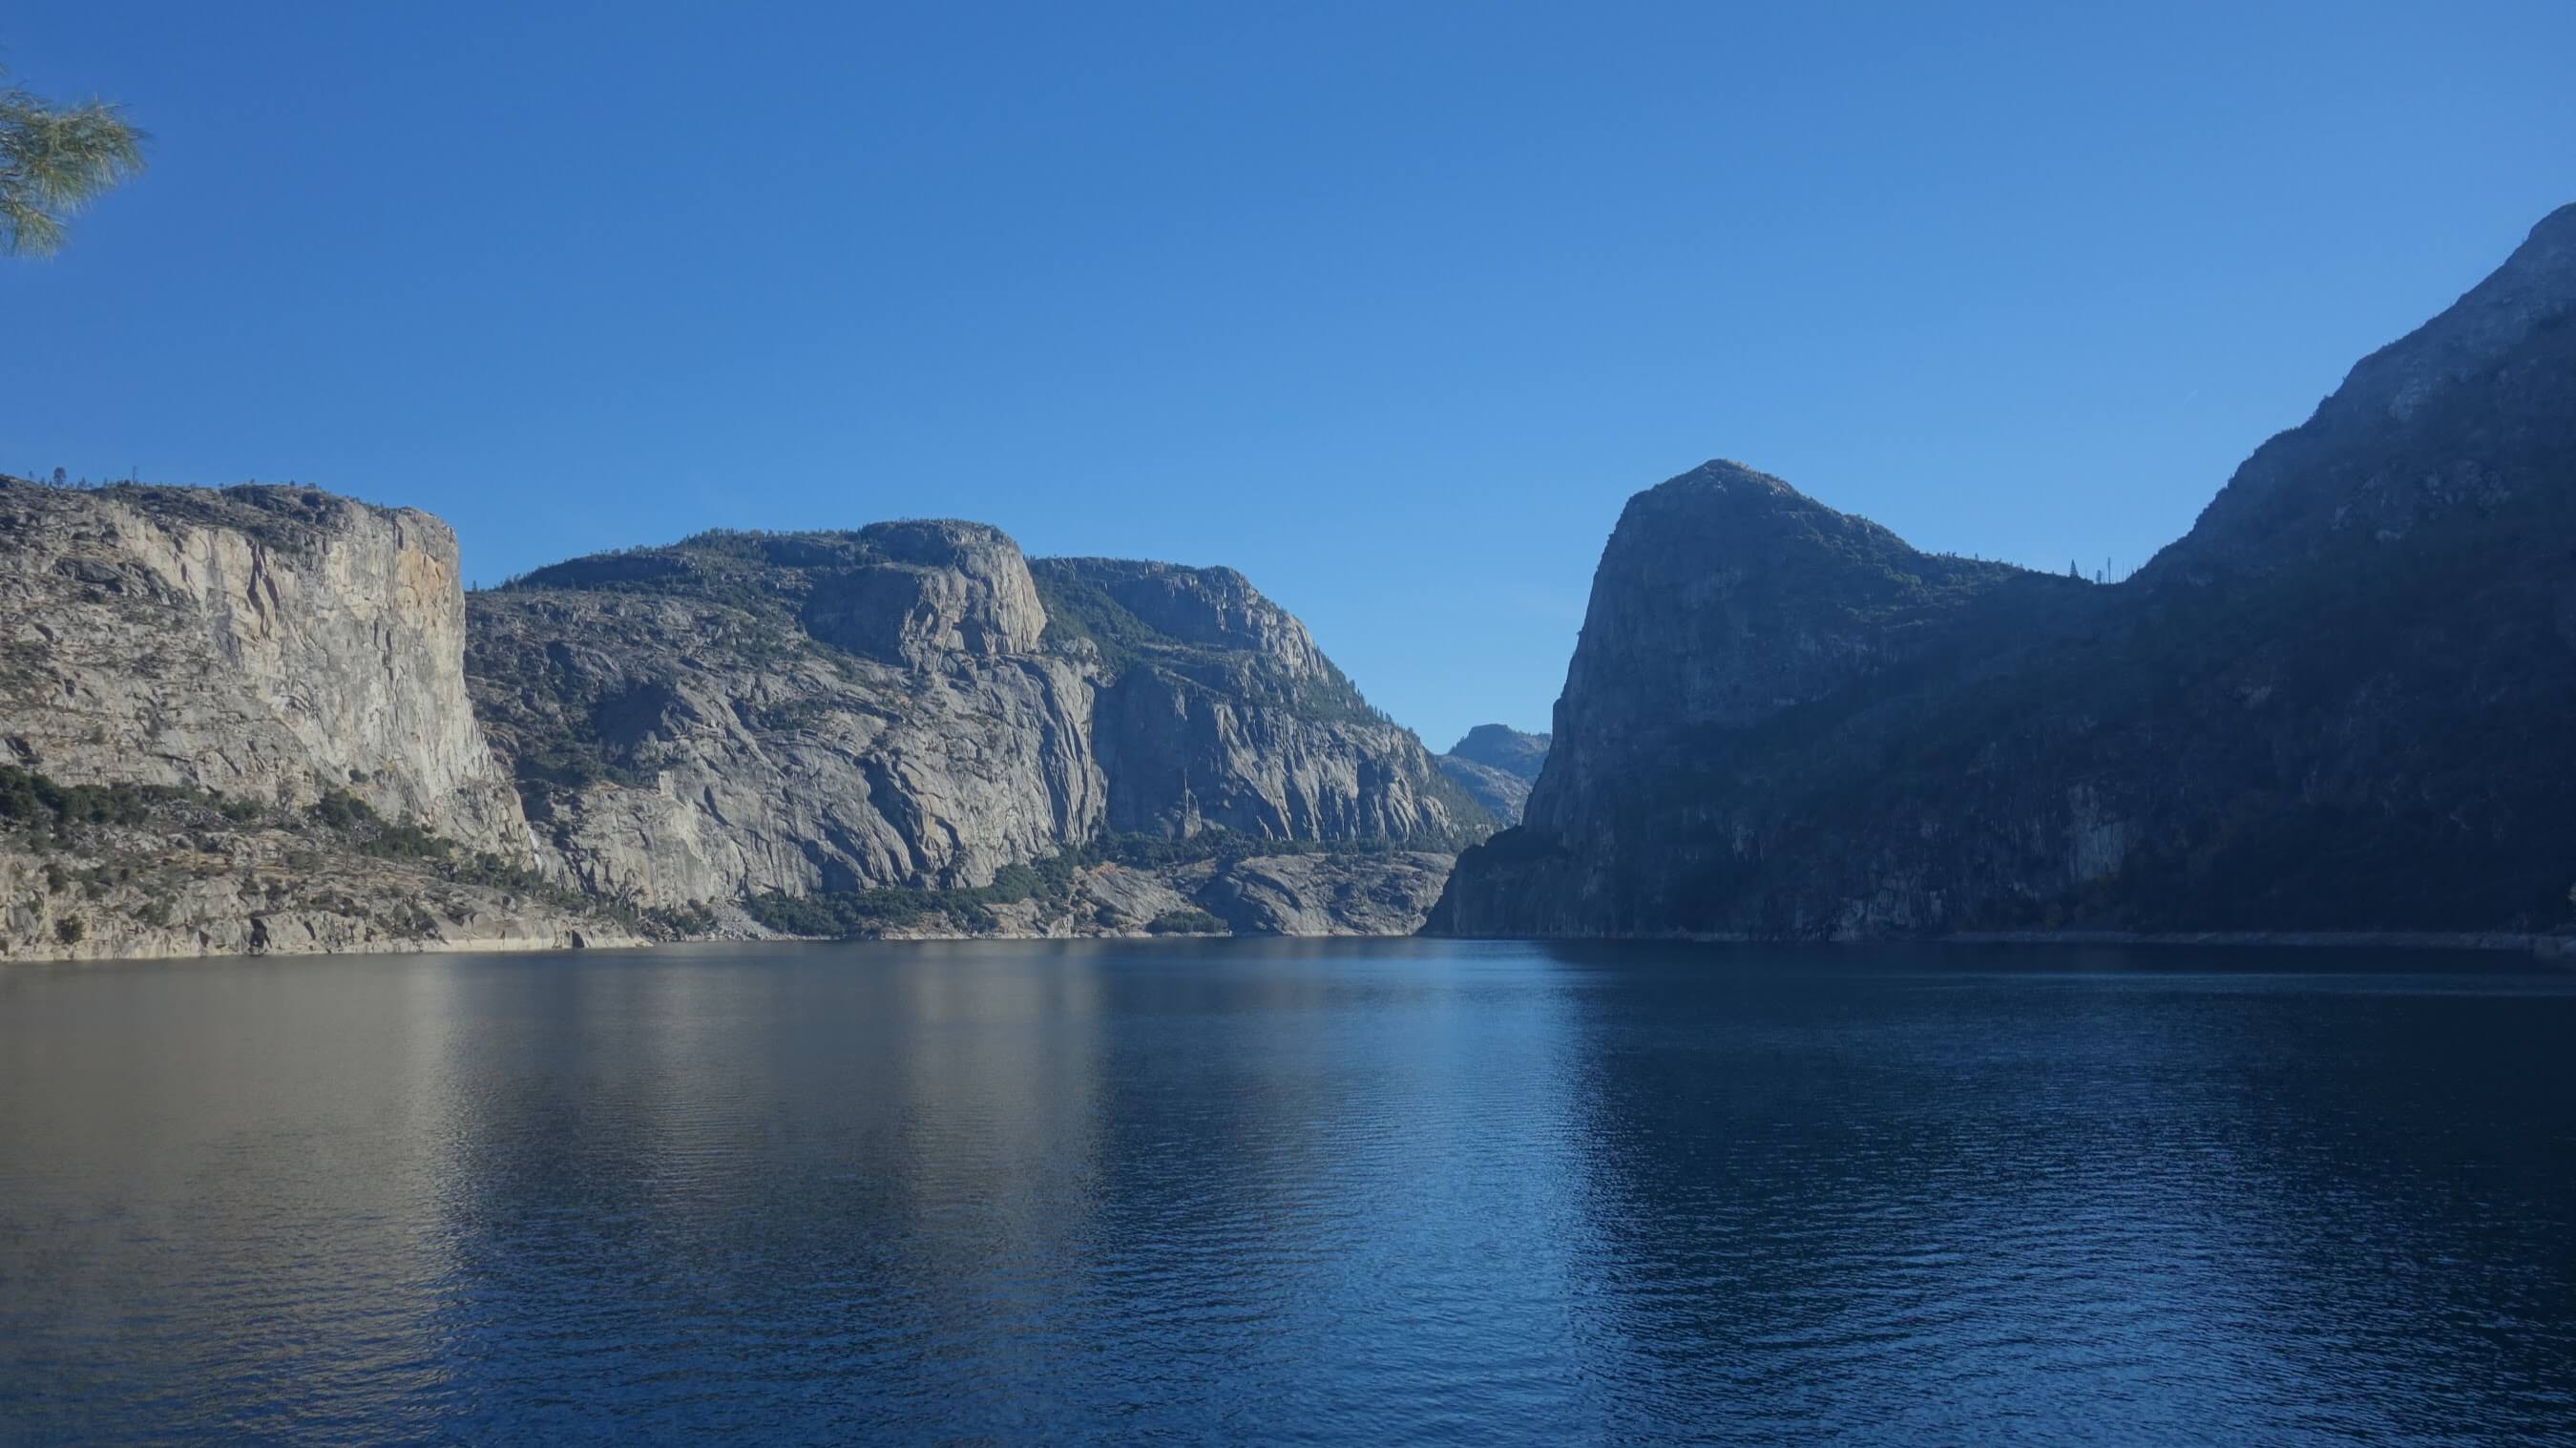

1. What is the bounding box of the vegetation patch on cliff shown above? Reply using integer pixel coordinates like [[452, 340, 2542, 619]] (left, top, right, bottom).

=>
[[742, 846, 1095, 935], [0, 765, 662, 956]]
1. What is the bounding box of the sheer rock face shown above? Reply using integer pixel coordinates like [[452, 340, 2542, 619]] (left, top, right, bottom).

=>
[[0, 483, 528, 856], [1086, 665, 1453, 841], [0, 481, 643, 961], [471, 584, 1100, 908], [1435, 724, 1550, 824], [1433, 203, 2576, 940], [1049, 556, 1472, 845], [468, 534, 1481, 924]]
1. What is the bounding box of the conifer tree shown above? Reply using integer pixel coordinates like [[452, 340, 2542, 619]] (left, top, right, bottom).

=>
[[1, 68, 144, 257]]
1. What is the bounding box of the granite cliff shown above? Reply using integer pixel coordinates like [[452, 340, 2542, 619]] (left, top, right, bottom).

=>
[[1435, 724, 1549, 825], [3, 489, 1486, 959], [465, 524, 1488, 936], [0, 482, 635, 959], [1432, 203, 2576, 940]]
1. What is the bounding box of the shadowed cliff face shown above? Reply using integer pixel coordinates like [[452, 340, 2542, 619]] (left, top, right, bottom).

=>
[[2158, 202, 2576, 584], [1520, 463, 2053, 855], [1433, 203, 2576, 940], [466, 530, 1487, 921]]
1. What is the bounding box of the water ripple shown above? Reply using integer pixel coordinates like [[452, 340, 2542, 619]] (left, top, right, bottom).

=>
[[2, 940, 2571, 1445]]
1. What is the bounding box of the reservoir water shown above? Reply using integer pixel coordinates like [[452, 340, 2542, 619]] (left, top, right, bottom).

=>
[[3, 939, 2571, 1444]]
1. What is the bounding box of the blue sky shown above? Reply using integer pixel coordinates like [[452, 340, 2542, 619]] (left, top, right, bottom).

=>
[[6, 2, 2572, 748]]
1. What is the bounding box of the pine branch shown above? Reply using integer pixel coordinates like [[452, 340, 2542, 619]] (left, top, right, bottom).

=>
[[0, 73, 147, 258]]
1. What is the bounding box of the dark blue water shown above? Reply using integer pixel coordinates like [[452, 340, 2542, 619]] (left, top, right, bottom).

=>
[[3, 940, 2572, 1445]]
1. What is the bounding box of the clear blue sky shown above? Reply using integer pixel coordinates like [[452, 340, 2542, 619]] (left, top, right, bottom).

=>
[[6, 2, 2572, 748]]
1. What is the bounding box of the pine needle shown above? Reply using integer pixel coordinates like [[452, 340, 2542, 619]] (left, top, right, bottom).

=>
[[0, 69, 147, 258]]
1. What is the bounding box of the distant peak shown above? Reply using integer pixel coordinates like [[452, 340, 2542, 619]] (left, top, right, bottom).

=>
[[1450, 723, 1543, 749], [1456, 722, 1538, 745], [1445, 724, 1551, 779]]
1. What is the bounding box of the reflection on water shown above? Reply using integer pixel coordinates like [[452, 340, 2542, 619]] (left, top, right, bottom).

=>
[[1, 939, 2571, 1444]]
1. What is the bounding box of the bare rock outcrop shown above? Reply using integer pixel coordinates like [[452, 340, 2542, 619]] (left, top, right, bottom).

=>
[[467, 527, 1488, 934], [1183, 850, 1457, 936], [801, 520, 1050, 664], [0, 481, 630, 960], [0, 484, 526, 853], [2, 488, 1481, 958], [1030, 556, 1474, 844]]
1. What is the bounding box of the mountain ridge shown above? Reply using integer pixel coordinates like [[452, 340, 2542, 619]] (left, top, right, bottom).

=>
[[1431, 202, 2576, 940], [2, 488, 1489, 958]]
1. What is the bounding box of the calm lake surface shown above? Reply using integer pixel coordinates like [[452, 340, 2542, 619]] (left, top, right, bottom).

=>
[[3, 939, 2572, 1445]]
